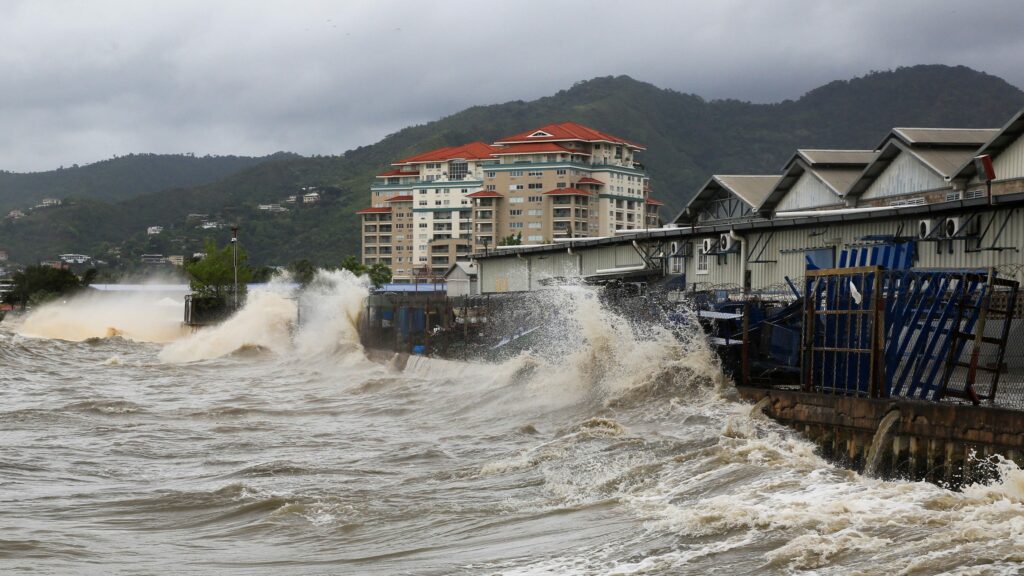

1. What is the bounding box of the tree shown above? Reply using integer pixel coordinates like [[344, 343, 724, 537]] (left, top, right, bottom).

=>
[[498, 232, 522, 246], [367, 263, 392, 287], [3, 265, 82, 308], [339, 255, 390, 287], [288, 259, 316, 286], [185, 239, 252, 299], [339, 255, 366, 276]]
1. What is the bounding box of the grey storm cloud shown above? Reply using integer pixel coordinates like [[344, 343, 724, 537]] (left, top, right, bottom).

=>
[[2, 0, 1023, 172]]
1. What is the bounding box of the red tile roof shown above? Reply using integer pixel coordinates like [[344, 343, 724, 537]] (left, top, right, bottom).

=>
[[393, 141, 500, 165], [576, 177, 605, 185], [376, 169, 419, 178], [645, 198, 664, 206], [356, 207, 392, 214], [542, 188, 594, 196], [465, 190, 503, 198], [495, 121, 644, 149], [385, 195, 413, 202], [490, 142, 590, 156]]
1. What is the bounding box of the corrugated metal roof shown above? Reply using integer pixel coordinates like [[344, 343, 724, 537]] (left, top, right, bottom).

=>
[[954, 108, 1024, 180], [892, 127, 999, 146], [797, 149, 877, 166], [909, 147, 978, 178], [812, 167, 865, 195], [715, 175, 781, 207]]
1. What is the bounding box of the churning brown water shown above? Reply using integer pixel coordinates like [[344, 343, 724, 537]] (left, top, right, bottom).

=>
[[3, 271, 1024, 575]]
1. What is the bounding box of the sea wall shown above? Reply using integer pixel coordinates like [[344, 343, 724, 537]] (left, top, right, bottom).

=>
[[738, 387, 1024, 486]]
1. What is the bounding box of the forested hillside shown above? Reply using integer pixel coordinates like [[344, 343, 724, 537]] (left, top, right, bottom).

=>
[[3, 65, 1023, 266]]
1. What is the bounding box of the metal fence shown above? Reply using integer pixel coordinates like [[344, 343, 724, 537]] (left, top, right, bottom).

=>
[[797, 266, 1024, 409]]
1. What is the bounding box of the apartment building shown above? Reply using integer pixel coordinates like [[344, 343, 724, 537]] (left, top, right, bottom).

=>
[[358, 122, 661, 282]]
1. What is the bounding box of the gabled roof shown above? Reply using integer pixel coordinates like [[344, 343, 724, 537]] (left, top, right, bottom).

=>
[[759, 151, 874, 214], [489, 142, 590, 156], [576, 177, 605, 185], [783, 149, 877, 170], [356, 207, 392, 214], [385, 195, 413, 202], [444, 261, 477, 278], [882, 127, 1000, 150], [393, 141, 499, 165], [495, 121, 645, 150], [954, 108, 1024, 181], [542, 187, 593, 196], [465, 190, 503, 198], [675, 175, 780, 223], [376, 169, 420, 178], [846, 128, 998, 200], [645, 198, 665, 206]]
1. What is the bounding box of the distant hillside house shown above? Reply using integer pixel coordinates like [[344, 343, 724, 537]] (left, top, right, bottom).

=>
[[0, 250, 8, 262], [258, 203, 288, 212], [302, 192, 320, 204], [39, 198, 62, 208], [147, 226, 164, 235], [167, 255, 185, 266], [59, 253, 91, 264], [6, 209, 25, 220], [285, 195, 297, 203], [192, 252, 206, 260], [201, 221, 221, 230], [141, 254, 166, 264]]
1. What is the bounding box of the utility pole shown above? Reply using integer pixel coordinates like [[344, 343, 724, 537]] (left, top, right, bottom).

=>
[[231, 225, 239, 309]]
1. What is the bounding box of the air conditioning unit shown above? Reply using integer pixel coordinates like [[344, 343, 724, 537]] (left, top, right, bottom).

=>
[[944, 217, 962, 238], [719, 233, 734, 252], [701, 237, 715, 254], [918, 219, 933, 240]]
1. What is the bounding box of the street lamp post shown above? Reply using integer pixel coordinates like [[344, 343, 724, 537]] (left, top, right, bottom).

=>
[[231, 226, 239, 309]]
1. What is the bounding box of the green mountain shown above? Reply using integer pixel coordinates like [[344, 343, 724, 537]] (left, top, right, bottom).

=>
[[2, 65, 1023, 267], [0, 152, 298, 213]]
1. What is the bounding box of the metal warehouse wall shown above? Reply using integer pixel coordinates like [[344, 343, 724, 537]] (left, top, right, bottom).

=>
[[862, 153, 947, 200], [995, 137, 1024, 180], [679, 208, 1024, 292]]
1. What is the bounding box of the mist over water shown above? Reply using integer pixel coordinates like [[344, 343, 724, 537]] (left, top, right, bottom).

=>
[[4, 273, 1024, 575]]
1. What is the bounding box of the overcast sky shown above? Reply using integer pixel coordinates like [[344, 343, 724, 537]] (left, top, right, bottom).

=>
[[3, 0, 1023, 172]]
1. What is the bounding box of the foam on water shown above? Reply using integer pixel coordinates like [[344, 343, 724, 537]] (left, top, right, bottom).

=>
[[7, 272, 1024, 575], [16, 290, 186, 343]]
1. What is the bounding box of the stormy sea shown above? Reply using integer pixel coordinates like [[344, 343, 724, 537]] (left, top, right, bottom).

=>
[[3, 271, 1024, 575]]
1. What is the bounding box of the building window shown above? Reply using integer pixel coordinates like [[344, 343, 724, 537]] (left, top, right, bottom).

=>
[[509, 184, 524, 190], [528, 222, 541, 229], [509, 209, 523, 216], [697, 246, 709, 275], [528, 183, 544, 189], [556, 169, 566, 175], [528, 196, 542, 202], [448, 161, 468, 181], [527, 235, 543, 242], [510, 170, 524, 177], [509, 197, 524, 204], [509, 222, 524, 229], [527, 209, 543, 216], [527, 171, 543, 176], [486, 185, 496, 191]]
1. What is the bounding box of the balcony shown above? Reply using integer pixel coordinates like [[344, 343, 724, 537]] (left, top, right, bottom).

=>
[[476, 223, 494, 233], [378, 225, 392, 232], [475, 210, 494, 220], [431, 256, 450, 265], [553, 208, 572, 219], [364, 236, 377, 244], [364, 225, 378, 232]]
